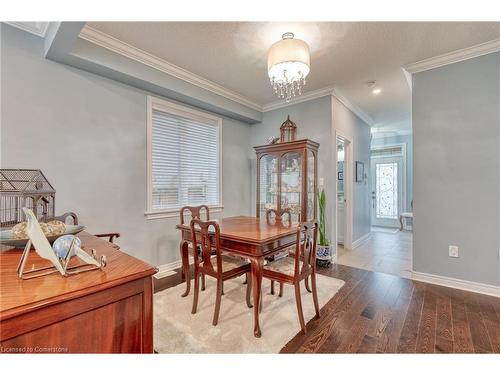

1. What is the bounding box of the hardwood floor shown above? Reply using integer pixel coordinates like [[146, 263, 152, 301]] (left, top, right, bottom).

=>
[[337, 227, 412, 279], [154, 264, 500, 354]]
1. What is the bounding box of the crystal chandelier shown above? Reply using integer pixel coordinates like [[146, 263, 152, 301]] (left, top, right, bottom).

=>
[[267, 32, 310, 102]]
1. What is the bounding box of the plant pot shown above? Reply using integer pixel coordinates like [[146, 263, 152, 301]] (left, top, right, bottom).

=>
[[316, 244, 336, 267]]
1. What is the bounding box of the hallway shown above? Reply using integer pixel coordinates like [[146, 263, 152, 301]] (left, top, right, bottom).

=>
[[337, 227, 412, 279]]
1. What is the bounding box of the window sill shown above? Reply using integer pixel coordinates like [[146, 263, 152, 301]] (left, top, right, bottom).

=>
[[144, 206, 224, 220]]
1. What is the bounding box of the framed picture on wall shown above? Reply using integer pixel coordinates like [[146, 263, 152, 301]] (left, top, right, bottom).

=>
[[355, 161, 364, 182]]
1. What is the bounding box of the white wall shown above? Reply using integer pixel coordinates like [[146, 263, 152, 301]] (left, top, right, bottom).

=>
[[1, 25, 252, 266], [413, 52, 500, 286]]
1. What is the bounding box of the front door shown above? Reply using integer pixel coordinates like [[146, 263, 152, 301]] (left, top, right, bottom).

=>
[[370, 156, 403, 227]]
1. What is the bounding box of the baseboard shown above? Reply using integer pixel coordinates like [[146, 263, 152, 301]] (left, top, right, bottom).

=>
[[411, 271, 500, 297], [154, 259, 191, 279], [352, 232, 371, 249]]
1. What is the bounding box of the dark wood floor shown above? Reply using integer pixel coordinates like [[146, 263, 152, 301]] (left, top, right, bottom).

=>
[[154, 264, 500, 354]]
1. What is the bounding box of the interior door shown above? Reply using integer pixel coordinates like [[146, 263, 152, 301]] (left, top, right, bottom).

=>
[[370, 156, 403, 227]]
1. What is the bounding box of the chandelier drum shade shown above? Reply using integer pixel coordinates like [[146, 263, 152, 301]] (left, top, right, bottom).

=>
[[267, 32, 310, 102]]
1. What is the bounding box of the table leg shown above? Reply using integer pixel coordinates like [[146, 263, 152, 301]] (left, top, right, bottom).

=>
[[250, 258, 263, 338], [180, 240, 190, 297]]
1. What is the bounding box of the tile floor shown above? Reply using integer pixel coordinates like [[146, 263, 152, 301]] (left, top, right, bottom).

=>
[[336, 226, 412, 279]]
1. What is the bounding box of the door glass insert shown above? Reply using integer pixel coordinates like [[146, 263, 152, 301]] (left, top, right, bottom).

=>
[[375, 162, 398, 219]]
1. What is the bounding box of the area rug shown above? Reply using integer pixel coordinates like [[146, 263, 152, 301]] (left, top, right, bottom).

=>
[[154, 274, 345, 353]]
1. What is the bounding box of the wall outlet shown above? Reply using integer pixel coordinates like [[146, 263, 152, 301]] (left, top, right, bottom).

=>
[[449, 245, 459, 258]]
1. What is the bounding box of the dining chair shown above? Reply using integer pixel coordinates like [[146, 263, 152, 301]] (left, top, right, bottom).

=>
[[262, 221, 320, 333], [265, 208, 293, 297], [190, 218, 253, 326], [179, 205, 210, 292]]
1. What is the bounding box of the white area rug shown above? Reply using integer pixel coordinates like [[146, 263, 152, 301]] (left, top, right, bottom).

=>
[[154, 274, 345, 353]]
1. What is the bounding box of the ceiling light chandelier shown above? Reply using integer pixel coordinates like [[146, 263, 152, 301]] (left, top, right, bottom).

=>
[[267, 32, 310, 102]]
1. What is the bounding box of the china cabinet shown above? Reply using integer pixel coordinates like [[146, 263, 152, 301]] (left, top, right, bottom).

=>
[[255, 139, 319, 223]]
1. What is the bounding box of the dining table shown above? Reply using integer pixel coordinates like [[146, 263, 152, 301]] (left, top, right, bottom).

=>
[[176, 215, 297, 337]]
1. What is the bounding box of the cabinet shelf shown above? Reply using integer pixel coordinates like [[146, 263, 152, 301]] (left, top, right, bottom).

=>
[[255, 139, 319, 222]]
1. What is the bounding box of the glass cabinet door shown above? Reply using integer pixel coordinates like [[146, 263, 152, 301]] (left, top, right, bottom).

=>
[[259, 154, 278, 217], [281, 152, 302, 223], [307, 150, 316, 221]]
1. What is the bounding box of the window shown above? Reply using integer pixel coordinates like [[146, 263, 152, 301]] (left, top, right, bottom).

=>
[[146, 96, 222, 219]]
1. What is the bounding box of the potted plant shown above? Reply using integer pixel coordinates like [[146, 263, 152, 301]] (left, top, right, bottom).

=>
[[316, 189, 335, 267]]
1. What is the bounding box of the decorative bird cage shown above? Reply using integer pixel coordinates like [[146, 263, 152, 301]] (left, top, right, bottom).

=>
[[280, 115, 297, 142], [0, 169, 55, 228]]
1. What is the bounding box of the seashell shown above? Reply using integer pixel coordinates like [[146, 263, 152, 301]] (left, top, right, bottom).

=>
[[45, 220, 66, 236], [11, 222, 28, 239]]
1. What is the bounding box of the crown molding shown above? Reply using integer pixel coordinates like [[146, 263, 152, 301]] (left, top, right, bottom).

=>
[[78, 25, 376, 125], [5, 22, 50, 38], [371, 128, 412, 139], [78, 25, 263, 112], [331, 88, 375, 126], [403, 38, 500, 74], [262, 85, 336, 112]]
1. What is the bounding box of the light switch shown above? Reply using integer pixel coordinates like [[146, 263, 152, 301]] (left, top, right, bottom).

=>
[[449, 245, 459, 258]]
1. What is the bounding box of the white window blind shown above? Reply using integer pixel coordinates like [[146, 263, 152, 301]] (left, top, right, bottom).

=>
[[147, 97, 221, 216]]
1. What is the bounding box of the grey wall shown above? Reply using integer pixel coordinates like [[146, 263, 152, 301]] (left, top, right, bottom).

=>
[[1, 25, 252, 266], [413, 52, 500, 286], [371, 134, 413, 211], [331, 97, 372, 242]]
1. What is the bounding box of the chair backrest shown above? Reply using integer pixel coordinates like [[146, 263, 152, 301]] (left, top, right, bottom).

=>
[[266, 208, 292, 227], [190, 218, 221, 276], [180, 205, 210, 225], [293, 221, 318, 277], [44, 212, 79, 225]]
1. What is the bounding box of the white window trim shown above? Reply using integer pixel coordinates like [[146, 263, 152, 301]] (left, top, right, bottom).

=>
[[145, 96, 223, 220]]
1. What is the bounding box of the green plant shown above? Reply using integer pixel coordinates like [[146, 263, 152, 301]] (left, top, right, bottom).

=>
[[317, 189, 329, 246]]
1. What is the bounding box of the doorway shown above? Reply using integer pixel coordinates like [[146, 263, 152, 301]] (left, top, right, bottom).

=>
[[370, 145, 406, 228], [335, 133, 352, 251]]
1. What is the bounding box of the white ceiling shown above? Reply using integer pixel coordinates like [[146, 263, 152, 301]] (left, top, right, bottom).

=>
[[87, 22, 500, 131]]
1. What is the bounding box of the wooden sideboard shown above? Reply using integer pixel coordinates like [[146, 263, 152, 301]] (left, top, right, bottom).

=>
[[0, 232, 157, 353]]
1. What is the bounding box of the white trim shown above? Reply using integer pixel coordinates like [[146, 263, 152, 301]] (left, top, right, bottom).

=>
[[154, 258, 197, 279], [334, 131, 354, 251], [78, 25, 377, 125], [371, 129, 413, 139], [352, 232, 371, 249], [412, 271, 500, 298], [146, 96, 223, 218], [79, 25, 262, 112], [262, 85, 375, 127], [331, 88, 374, 126], [403, 38, 500, 74], [5, 22, 50, 38], [145, 206, 223, 220], [262, 85, 336, 112]]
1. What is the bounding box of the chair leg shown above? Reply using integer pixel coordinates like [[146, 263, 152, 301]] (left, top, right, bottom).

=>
[[305, 275, 312, 293], [201, 274, 206, 291], [213, 278, 223, 326], [246, 273, 253, 308], [311, 272, 320, 318], [270, 280, 275, 295], [191, 271, 200, 314], [279, 282, 284, 297], [294, 281, 306, 333], [243, 273, 248, 285]]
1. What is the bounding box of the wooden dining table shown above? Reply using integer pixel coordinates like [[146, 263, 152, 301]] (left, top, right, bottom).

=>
[[176, 215, 297, 337]]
